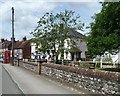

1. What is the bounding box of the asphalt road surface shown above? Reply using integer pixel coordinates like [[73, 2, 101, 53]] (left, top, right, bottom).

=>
[[2, 63, 23, 94]]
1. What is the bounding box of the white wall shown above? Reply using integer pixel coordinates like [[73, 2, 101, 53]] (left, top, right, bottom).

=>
[[111, 51, 120, 63], [118, 51, 120, 63], [31, 43, 37, 59], [14, 49, 23, 59], [31, 37, 87, 61], [102, 51, 120, 64]]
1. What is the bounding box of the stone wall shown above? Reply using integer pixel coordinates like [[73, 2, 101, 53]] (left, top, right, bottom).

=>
[[18, 61, 38, 73], [41, 63, 120, 94], [18, 61, 120, 94]]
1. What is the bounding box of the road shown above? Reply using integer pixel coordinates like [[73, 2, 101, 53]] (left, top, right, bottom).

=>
[[1, 63, 23, 94]]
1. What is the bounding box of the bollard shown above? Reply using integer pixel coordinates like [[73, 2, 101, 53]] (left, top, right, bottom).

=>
[[18, 59, 19, 66], [38, 61, 41, 75]]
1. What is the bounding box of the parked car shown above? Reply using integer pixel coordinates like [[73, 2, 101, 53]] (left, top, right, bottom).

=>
[[0, 57, 3, 63], [32, 53, 48, 63]]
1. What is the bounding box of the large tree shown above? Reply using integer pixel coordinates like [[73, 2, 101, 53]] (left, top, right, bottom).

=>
[[31, 10, 84, 61], [87, 2, 120, 57]]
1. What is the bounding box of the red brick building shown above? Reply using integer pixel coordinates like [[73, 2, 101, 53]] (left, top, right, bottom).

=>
[[14, 37, 31, 59], [0, 37, 31, 60]]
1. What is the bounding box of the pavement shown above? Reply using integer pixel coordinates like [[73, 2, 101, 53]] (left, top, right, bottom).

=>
[[0, 63, 2, 95], [2, 63, 86, 94], [2, 64, 23, 94]]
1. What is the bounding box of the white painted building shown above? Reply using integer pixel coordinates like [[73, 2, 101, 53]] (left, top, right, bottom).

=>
[[31, 43, 37, 59], [110, 51, 120, 64], [94, 51, 120, 65], [31, 31, 88, 61]]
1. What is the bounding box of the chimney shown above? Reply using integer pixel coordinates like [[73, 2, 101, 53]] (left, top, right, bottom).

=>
[[11, 37, 15, 42], [23, 36, 27, 41], [1, 38, 5, 42]]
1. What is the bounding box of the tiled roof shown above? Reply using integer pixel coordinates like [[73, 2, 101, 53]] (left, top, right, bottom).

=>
[[67, 30, 85, 38], [49, 29, 85, 38], [14, 41, 23, 49], [0, 39, 30, 50], [0, 40, 11, 49], [0, 42, 2, 49], [15, 40, 30, 49]]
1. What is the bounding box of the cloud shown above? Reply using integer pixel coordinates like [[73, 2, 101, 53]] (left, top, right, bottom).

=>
[[65, 2, 102, 33], [13, 0, 100, 2], [0, 0, 102, 40], [67, 2, 101, 13], [0, 0, 58, 40]]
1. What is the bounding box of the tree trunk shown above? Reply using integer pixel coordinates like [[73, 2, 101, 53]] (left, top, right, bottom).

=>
[[55, 55, 58, 64]]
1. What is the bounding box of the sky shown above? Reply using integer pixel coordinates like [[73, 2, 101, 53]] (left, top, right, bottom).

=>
[[0, 0, 102, 41]]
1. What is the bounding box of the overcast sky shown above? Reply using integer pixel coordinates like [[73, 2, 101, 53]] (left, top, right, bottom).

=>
[[0, 0, 102, 40]]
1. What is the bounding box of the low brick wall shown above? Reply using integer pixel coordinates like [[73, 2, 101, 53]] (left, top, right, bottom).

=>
[[17, 61, 120, 94]]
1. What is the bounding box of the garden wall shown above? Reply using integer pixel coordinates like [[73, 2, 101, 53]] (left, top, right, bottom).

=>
[[17, 61, 120, 94]]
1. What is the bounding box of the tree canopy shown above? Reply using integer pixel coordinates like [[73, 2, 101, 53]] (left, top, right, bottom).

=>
[[31, 10, 84, 60], [87, 2, 120, 57]]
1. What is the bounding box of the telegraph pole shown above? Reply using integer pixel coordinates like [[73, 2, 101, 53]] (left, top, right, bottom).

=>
[[11, 7, 14, 66]]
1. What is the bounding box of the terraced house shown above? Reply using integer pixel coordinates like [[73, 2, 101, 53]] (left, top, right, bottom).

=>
[[0, 37, 31, 62]]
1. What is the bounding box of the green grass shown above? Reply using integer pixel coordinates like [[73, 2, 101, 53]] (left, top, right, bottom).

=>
[[99, 68, 120, 72]]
